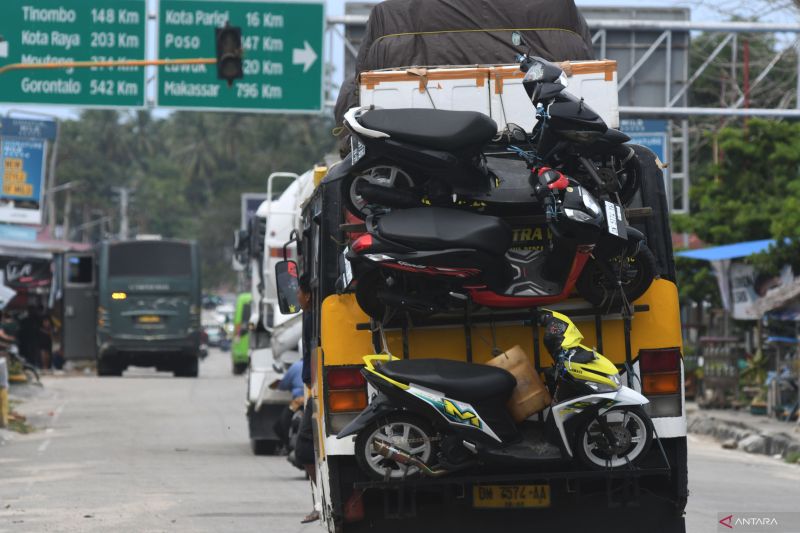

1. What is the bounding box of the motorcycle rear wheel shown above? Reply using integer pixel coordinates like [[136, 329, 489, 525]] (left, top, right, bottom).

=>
[[355, 412, 439, 481], [342, 164, 416, 219]]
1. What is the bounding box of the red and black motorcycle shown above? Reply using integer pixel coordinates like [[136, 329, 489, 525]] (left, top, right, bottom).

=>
[[344, 169, 655, 320]]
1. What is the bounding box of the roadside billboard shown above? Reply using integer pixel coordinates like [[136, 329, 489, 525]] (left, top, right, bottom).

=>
[[0, 137, 47, 225], [0, 118, 57, 227]]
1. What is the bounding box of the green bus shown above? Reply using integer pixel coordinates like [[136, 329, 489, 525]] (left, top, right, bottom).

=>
[[96, 238, 202, 377]]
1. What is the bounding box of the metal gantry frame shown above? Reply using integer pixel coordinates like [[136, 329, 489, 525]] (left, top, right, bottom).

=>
[[324, 17, 800, 213]]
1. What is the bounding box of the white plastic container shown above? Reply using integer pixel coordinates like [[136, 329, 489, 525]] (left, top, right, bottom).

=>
[[359, 60, 619, 132]]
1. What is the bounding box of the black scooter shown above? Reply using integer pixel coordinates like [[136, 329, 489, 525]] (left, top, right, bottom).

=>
[[329, 39, 640, 218]]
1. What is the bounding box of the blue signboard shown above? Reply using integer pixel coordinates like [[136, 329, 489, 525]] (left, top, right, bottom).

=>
[[619, 119, 668, 163], [0, 137, 47, 225], [0, 118, 57, 141], [241, 192, 269, 230]]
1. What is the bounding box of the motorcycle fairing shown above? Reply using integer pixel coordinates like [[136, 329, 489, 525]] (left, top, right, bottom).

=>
[[405, 384, 502, 442], [551, 387, 649, 457], [336, 392, 396, 439]]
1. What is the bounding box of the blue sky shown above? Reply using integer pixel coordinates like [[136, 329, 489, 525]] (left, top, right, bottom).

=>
[[2, 0, 796, 121]]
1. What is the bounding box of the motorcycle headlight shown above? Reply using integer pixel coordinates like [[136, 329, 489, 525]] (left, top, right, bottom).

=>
[[564, 208, 592, 222], [587, 373, 622, 393], [581, 190, 602, 217], [523, 61, 545, 83]]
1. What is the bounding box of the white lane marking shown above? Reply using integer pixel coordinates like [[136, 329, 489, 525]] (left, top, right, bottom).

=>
[[38, 439, 51, 453]]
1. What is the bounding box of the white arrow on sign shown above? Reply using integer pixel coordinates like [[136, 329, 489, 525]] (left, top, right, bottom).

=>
[[292, 41, 318, 73]]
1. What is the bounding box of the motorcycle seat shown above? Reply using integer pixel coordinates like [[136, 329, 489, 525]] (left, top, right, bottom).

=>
[[360, 109, 497, 152], [379, 358, 516, 403], [376, 207, 512, 256]]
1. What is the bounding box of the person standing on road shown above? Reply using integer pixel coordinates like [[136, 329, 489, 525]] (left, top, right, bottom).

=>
[[294, 274, 319, 524]]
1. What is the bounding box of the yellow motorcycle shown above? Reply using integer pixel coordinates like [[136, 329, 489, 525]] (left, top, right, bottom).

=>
[[338, 310, 653, 479]]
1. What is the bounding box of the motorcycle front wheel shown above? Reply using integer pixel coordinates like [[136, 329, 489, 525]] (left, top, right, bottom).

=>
[[575, 244, 657, 308], [355, 412, 439, 481], [574, 406, 654, 470]]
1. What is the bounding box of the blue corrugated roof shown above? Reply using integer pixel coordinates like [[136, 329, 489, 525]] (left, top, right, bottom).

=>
[[676, 239, 774, 261], [766, 336, 798, 344]]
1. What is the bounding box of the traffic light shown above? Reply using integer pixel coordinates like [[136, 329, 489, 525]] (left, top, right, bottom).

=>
[[216, 23, 243, 86]]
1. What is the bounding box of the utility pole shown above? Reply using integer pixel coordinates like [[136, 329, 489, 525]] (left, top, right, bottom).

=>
[[112, 187, 131, 240]]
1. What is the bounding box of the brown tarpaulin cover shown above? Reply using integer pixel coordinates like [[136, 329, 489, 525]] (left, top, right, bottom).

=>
[[334, 0, 595, 128]]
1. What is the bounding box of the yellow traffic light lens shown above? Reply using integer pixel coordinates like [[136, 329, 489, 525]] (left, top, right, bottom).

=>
[[111, 292, 127, 300]]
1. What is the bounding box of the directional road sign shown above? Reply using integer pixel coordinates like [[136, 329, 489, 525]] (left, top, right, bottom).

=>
[[157, 0, 324, 113], [0, 1, 146, 107]]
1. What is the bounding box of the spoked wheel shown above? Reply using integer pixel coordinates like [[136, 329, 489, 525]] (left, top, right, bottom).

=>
[[342, 164, 416, 218], [576, 244, 657, 308], [355, 413, 438, 481], [575, 406, 653, 470]]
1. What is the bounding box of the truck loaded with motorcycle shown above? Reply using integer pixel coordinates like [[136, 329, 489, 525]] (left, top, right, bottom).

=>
[[274, 2, 687, 531]]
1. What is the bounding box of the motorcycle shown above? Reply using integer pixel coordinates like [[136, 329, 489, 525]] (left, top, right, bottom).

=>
[[332, 40, 639, 219], [337, 310, 654, 479], [344, 168, 655, 319]]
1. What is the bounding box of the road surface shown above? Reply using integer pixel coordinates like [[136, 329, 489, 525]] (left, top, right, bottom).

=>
[[1, 350, 798, 532]]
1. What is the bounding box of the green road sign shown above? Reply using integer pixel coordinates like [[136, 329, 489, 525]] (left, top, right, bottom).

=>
[[158, 0, 324, 113], [0, 1, 146, 107]]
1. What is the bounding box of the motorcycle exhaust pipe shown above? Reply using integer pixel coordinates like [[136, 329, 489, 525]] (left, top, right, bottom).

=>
[[372, 441, 448, 477], [355, 182, 422, 209]]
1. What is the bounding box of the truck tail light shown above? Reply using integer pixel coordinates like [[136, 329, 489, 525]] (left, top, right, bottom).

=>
[[327, 367, 367, 414], [639, 348, 683, 417]]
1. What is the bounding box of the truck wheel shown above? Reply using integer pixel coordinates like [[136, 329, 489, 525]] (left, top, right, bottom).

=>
[[97, 359, 122, 377], [251, 439, 279, 455], [174, 358, 199, 378]]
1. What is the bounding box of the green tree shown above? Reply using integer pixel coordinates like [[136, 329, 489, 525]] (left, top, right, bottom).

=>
[[674, 118, 800, 274], [55, 110, 336, 289]]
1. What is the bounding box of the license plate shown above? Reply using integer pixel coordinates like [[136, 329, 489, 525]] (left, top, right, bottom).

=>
[[473, 484, 551, 509], [604, 200, 627, 239], [137, 315, 161, 324], [351, 138, 366, 164]]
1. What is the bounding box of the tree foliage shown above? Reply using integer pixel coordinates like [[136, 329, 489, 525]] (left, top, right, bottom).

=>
[[55, 110, 336, 288], [674, 118, 800, 276]]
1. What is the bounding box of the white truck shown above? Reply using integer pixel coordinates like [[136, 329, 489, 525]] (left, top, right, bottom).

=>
[[244, 168, 319, 454]]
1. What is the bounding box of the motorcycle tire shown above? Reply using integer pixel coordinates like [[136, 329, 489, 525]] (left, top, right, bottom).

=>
[[342, 164, 417, 219], [573, 405, 654, 470], [355, 269, 441, 322], [576, 244, 657, 308], [355, 412, 439, 481], [609, 144, 642, 206]]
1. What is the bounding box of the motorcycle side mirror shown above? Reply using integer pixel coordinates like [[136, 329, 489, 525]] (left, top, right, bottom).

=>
[[511, 31, 534, 62], [275, 260, 302, 315]]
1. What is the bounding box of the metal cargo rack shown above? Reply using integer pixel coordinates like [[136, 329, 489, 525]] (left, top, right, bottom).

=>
[[356, 303, 650, 388], [347, 301, 676, 517]]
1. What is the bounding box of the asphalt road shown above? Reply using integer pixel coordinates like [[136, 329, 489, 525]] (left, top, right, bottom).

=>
[[2, 350, 798, 532]]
